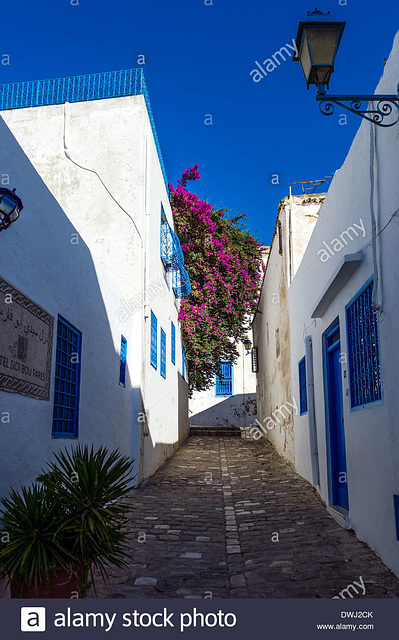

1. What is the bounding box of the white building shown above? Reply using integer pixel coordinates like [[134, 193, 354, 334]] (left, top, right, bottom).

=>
[[189, 341, 257, 429], [254, 32, 399, 578], [0, 69, 189, 498], [252, 194, 325, 461]]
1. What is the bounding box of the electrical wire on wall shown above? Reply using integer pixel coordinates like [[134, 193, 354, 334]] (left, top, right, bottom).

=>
[[369, 115, 383, 312], [62, 102, 143, 247]]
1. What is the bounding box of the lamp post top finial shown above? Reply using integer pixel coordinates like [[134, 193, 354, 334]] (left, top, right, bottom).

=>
[[308, 8, 331, 16]]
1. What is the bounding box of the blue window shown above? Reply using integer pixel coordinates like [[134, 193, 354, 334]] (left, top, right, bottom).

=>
[[298, 357, 307, 415], [160, 328, 166, 379], [346, 280, 382, 409], [52, 316, 82, 438], [171, 321, 176, 364], [150, 311, 157, 369], [119, 335, 127, 387], [215, 361, 233, 397], [182, 345, 186, 380], [160, 206, 183, 271]]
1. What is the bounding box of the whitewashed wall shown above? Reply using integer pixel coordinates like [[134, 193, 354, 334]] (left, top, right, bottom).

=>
[[0, 94, 188, 498], [189, 341, 257, 428], [252, 196, 323, 462], [288, 32, 399, 578]]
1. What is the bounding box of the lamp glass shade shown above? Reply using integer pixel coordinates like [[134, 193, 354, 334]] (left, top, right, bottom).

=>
[[294, 11, 346, 88], [0, 188, 23, 231], [0, 193, 17, 216], [306, 28, 339, 65]]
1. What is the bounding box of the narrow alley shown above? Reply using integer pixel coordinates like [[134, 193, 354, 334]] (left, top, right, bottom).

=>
[[90, 436, 399, 599]]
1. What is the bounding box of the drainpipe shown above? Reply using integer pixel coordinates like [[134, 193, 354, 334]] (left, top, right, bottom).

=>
[[305, 335, 319, 486]]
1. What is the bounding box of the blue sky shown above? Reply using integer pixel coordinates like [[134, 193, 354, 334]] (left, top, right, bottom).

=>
[[2, 0, 398, 243]]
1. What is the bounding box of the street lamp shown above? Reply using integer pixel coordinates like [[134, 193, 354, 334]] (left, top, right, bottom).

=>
[[293, 8, 345, 90], [0, 188, 24, 232], [243, 338, 252, 355], [294, 8, 399, 127]]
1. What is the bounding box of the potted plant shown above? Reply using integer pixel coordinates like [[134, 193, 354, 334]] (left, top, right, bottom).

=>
[[0, 483, 75, 598], [0, 445, 134, 598]]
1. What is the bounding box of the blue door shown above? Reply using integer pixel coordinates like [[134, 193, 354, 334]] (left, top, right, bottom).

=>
[[325, 323, 348, 509]]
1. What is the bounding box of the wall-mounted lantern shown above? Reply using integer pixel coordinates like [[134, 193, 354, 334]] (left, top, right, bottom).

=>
[[294, 8, 345, 90], [0, 188, 24, 232], [243, 338, 252, 355], [294, 8, 399, 127]]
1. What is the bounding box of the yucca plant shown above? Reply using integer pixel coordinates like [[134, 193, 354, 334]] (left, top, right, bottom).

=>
[[0, 484, 74, 596], [0, 445, 135, 597], [37, 445, 135, 593]]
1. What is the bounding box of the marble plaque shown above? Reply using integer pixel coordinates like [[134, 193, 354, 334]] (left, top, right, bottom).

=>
[[0, 276, 54, 400]]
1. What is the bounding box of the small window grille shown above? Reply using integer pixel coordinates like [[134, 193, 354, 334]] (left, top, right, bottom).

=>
[[346, 281, 382, 408], [171, 321, 176, 364], [215, 361, 233, 397], [251, 346, 259, 373], [52, 316, 81, 438], [160, 328, 166, 379], [298, 357, 307, 415], [119, 335, 127, 387], [182, 345, 186, 380], [150, 311, 157, 369]]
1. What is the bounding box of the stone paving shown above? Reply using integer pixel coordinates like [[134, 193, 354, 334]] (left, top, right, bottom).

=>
[[89, 436, 399, 599]]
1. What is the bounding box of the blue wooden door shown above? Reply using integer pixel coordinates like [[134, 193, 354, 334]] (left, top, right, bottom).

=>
[[326, 323, 348, 509]]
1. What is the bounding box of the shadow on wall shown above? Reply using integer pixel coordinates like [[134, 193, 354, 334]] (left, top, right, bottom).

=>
[[0, 115, 141, 499], [189, 393, 257, 428], [137, 372, 190, 484]]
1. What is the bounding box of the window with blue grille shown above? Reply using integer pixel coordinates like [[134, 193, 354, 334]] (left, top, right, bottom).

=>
[[160, 328, 166, 379], [182, 345, 186, 380], [150, 311, 157, 369], [298, 357, 307, 415], [52, 316, 82, 438], [119, 335, 127, 387], [346, 280, 382, 409], [215, 361, 233, 397], [171, 321, 176, 364]]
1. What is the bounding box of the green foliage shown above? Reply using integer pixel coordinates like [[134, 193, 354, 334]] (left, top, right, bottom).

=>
[[0, 445, 134, 596], [0, 484, 72, 594], [170, 166, 263, 392]]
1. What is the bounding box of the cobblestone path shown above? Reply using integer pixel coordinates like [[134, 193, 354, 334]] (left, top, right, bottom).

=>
[[90, 436, 399, 599]]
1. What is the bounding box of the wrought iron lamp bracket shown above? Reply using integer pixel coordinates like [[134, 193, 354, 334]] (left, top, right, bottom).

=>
[[316, 85, 399, 127]]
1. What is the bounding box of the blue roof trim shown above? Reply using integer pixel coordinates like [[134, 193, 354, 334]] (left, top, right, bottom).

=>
[[0, 68, 169, 192]]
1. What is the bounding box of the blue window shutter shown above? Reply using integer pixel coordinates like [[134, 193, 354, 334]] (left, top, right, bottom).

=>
[[52, 316, 82, 438], [346, 280, 382, 409], [298, 357, 307, 415], [182, 345, 186, 380], [160, 328, 166, 379], [119, 335, 127, 387], [215, 361, 233, 397], [150, 311, 157, 369], [171, 321, 176, 364]]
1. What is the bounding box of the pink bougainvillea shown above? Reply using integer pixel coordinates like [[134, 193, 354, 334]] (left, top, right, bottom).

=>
[[169, 166, 263, 393]]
